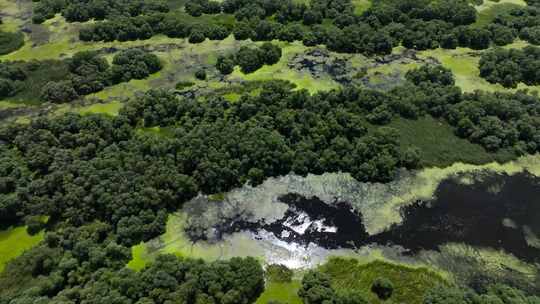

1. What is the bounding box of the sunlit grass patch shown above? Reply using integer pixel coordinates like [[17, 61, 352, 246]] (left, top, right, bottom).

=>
[[352, 0, 372, 14], [76, 100, 123, 116], [0, 226, 44, 273], [127, 243, 150, 271], [256, 281, 303, 304], [321, 257, 447, 304]]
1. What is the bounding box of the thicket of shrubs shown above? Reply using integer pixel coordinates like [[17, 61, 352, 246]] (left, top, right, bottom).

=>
[[71, 0, 528, 56], [479, 46, 540, 88], [0, 31, 24, 55], [0, 223, 264, 304], [0, 62, 26, 98], [492, 5, 540, 46], [216, 42, 282, 74], [41, 49, 162, 103], [32, 0, 169, 24]]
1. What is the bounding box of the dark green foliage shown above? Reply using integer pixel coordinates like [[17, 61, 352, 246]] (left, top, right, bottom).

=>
[[0, 78, 15, 98], [79, 12, 232, 43], [236, 46, 265, 73], [303, 9, 323, 25], [110, 48, 163, 83], [402, 20, 452, 50], [298, 270, 368, 304], [0, 112, 197, 244], [298, 271, 338, 304], [40, 80, 79, 103], [189, 29, 207, 43], [266, 264, 293, 283], [406, 65, 455, 86], [40, 49, 162, 102], [479, 46, 540, 88], [233, 21, 256, 40], [0, 31, 24, 55], [0, 221, 264, 304], [412, 0, 477, 25], [216, 55, 235, 75], [195, 69, 207, 80], [520, 26, 540, 45], [79, 14, 163, 42], [69, 50, 110, 95], [423, 285, 540, 304], [74, 0, 510, 55], [401, 65, 540, 153], [260, 42, 283, 65], [371, 277, 394, 300], [488, 24, 518, 46], [121, 83, 416, 191], [186, 0, 223, 16], [492, 6, 540, 45], [0, 63, 26, 98], [24, 216, 45, 235], [32, 0, 169, 24], [448, 91, 540, 152], [220, 43, 282, 74]]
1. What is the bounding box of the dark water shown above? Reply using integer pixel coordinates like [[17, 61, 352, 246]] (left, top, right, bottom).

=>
[[375, 172, 540, 262], [238, 172, 540, 263]]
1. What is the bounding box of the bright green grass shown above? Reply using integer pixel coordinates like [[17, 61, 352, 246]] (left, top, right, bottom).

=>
[[256, 280, 303, 304], [77, 101, 123, 116], [0, 226, 44, 273], [127, 243, 149, 271], [352, 0, 372, 14], [384, 116, 516, 167], [321, 258, 447, 304]]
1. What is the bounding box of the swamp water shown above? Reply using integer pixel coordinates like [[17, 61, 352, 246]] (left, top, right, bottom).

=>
[[139, 156, 540, 287]]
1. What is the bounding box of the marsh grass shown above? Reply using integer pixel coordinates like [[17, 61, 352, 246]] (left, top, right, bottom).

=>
[[321, 257, 447, 304], [383, 116, 516, 167]]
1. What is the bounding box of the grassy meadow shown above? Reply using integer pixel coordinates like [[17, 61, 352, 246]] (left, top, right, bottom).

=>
[[0, 226, 44, 273]]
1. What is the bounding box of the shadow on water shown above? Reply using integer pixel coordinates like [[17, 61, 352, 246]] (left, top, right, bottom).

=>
[[238, 172, 540, 263]]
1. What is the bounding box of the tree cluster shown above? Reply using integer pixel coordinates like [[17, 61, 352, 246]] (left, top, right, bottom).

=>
[[74, 0, 519, 55], [479, 46, 540, 88], [217, 43, 282, 74], [32, 0, 169, 24], [423, 285, 540, 304], [298, 270, 368, 304], [79, 13, 232, 44], [121, 82, 419, 191], [397, 65, 540, 153], [41, 49, 162, 103], [0, 62, 26, 98], [0, 223, 264, 304], [492, 6, 540, 46], [0, 30, 24, 56], [185, 0, 223, 17]]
